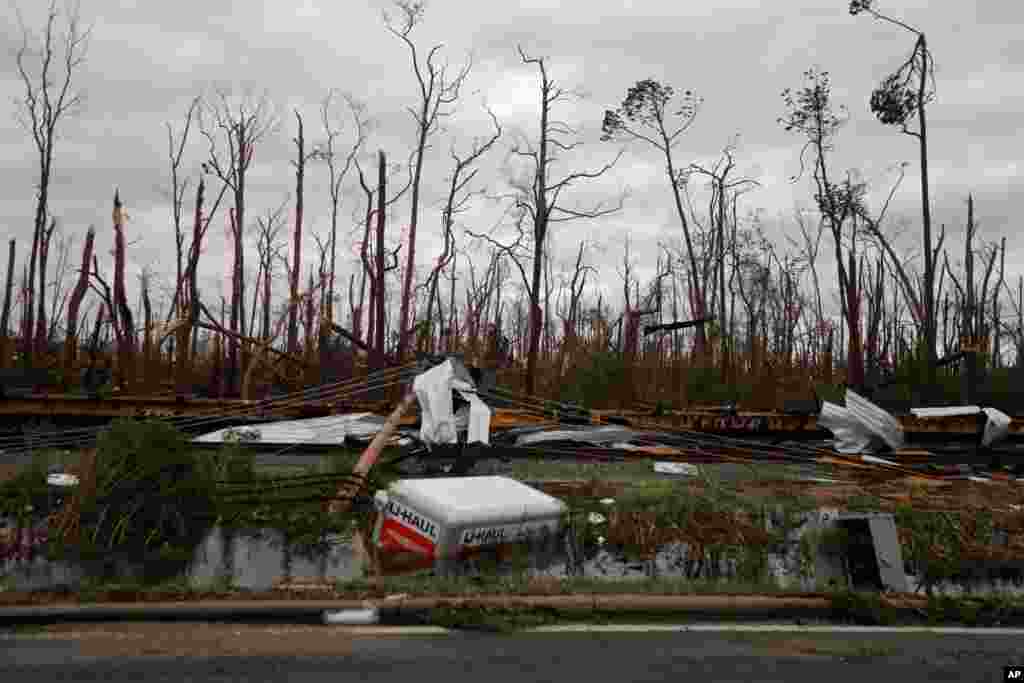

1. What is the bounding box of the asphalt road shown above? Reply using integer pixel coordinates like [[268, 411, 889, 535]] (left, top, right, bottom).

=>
[[1, 624, 1021, 682]]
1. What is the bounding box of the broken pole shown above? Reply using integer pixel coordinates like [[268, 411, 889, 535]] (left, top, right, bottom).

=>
[[328, 388, 417, 516]]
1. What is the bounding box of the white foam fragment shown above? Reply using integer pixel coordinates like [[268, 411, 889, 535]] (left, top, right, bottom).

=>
[[653, 461, 699, 476], [46, 473, 79, 487]]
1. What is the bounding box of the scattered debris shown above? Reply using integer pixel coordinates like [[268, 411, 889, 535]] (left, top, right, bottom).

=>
[[46, 473, 79, 487], [652, 461, 699, 477], [911, 405, 1012, 447], [322, 607, 380, 626], [413, 358, 492, 447]]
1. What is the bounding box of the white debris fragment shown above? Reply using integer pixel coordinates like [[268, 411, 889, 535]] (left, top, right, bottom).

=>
[[599, 498, 616, 506], [818, 390, 905, 453], [455, 388, 492, 445], [413, 359, 492, 446], [981, 407, 1012, 447], [323, 608, 380, 626], [653, 461, 699, 476], [818, 401, 876, 453], [910, 405, 1011, 448], [46, 473, 79, 487], [588, 512, 607, 525], [861, 455, 900, 467], [845, 390, 904, 451], [413, 360, 459, 445]]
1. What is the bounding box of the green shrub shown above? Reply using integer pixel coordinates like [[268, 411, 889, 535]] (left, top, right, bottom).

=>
[[60, 419, 219, 582]]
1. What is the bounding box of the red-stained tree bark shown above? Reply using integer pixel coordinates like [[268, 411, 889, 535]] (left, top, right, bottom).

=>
[[62, 225, 94, 388]]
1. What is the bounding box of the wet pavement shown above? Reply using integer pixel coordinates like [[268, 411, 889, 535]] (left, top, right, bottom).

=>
[[1, 624, 1020, 682]]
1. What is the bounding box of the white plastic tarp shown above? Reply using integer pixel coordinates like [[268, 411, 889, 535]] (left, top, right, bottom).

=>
[[845, 390, 905, 451], [414, 361, 459, 445], [981, 407, 1012, 447], [817, 390, 905, 453], [456, 389, 492, 445], [817, 401, 876, 454], [412, 359, 492, 446]]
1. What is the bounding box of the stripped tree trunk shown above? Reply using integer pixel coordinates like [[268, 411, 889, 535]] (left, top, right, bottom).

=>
[[112, 191, 136, 391], [63, 227, 95, 389], [0, 240, 15, 368]]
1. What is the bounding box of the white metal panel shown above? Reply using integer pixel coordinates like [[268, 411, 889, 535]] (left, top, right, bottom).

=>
[[386, 476, 567, 528], [910, 406, 982, 417], [845, 390, 904, 451]]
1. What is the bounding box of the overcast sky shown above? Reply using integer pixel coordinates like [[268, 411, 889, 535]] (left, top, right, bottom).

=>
[[0, 0, 1021, 330]]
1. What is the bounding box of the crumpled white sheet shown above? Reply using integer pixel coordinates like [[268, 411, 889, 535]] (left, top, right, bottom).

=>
[[818, 400, 877, 454], [818, 390, 905, 453], [412, 359, 491, 446], [982, 407, 1011, 447]]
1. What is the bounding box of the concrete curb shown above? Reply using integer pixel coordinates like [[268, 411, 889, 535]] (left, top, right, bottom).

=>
[[0, 593, 918, 625]]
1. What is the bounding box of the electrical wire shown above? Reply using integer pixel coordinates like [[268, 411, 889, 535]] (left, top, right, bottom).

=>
[[0, 363, 421, 456]]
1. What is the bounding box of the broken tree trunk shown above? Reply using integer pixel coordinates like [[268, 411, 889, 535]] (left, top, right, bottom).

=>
[[112, 191, 137, 391], [0, 239, 15, 369], [63, 227, 95, 390]]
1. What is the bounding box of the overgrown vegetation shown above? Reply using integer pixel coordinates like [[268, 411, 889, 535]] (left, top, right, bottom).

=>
[[0, 419, 387, 585]]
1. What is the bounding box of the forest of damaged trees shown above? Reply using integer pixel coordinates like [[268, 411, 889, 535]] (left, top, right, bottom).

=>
[[3, 0, 1024, 411]]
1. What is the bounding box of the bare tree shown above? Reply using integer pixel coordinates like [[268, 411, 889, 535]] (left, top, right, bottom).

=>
[[602, 78, 703, 350], [316, 90, 367, 324], [352, 153, 412, 357], [424, 107, 502, 352], [384, 0, 473, 363], [110, 190, 136, 389], [286, 110, 316, 355], [45, 226, 74, 343], [14, 0, 90, 365], [780, 67, 880, 389], [787, 208, 827, 358], [253, 197, 289, 343], [1, 240, 16, 366], [850, 0, 938, 381], [63, 225, 93, 385], [200, 89, 277, 395], [943, 195, 999, 402], [32, 217, 58, 354], [684, 142, 759, 376], [166, 96, 201, 324], [475, 46, 622, 395]]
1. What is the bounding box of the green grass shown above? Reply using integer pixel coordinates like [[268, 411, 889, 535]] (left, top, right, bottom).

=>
[[334, 572, 787, 598]]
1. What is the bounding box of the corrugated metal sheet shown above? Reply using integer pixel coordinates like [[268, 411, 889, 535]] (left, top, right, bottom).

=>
[[194, 413, 413, 446], [845, 390, 905, 451]]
